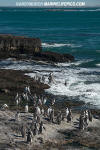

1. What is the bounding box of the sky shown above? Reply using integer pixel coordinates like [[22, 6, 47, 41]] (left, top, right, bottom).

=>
[[0, 0, 100, 7]]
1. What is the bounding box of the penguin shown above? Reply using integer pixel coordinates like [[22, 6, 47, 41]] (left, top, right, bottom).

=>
[[27, 129, 32, 144], [36, 115, 41, 124], [47, 107, 52, 116], [51, 99, 55, 106], [21, 124, 26, 138], [36, 106, 41, 115], [67, 112, 72, 123], [22, 93, 26, 100], [38, 98, 42, 106], [50, 109, 54, 123], [43, 97, 47, 105], [41, 108, 44, 115], [66, 107, 69, 118], [39, 121, 46, 134], [25, 104, 29, 113], [26, 93, 29, 101], [25, 86, 28, 93], [64, 80, 67, 86], [56, 114, 61, 125], [15, 93, 19, 105], [18, 96, 21, 103], [15, 93, 19, 100], [33, 123, 39, 135], [42, 75, 45, 83], [48, 73, 52, 84], [15, 111, 20, 122], [59, 111, 63, 121], [88, 110, 92, 122], [27, 86, 31, 94], [56, 111, 62, 125], [84, 110, 88, 126], [34, 94, 38, 104], [85, 110, 89, 118], [79, 115, 84, 130]]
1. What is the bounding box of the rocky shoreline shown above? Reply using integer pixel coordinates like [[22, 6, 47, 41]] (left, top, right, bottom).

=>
[[0, 34, 100, 150], [0, 69, 100, 150], [0, 106, 100, 150]]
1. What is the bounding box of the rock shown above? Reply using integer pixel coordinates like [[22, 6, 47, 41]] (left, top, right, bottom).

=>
[[0, 34, 42, 54], [34, 51, 75, 63], [0, 69, 49, 107], [0, 34, 74, 63]]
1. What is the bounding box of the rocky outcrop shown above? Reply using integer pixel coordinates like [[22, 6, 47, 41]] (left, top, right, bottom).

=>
[[0, 34, 42, 54], [0, 34, 74, 62], [34, 51, 75, 62]]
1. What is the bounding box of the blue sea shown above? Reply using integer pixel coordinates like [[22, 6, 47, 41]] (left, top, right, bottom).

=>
[[0, 7, 100, 108]]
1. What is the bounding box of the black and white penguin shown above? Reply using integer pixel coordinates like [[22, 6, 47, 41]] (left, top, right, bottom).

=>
[[88, 110, 92, 122], [79, 115, 84, 130], [21, 124, 26, 138], [27, 129, 32, 144], [15, 111, 20, 122], [50, 109, 54, 123], [39, 121, 45, 134]]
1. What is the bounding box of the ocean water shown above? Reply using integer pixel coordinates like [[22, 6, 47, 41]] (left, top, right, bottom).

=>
[[0, 7, 100, 108]]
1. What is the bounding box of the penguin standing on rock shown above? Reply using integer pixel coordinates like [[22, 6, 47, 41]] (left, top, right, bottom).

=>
[[27, 86, 31, 94], [15, 111, 20, 122], [33, 122, 39, 135], [21, 124, 26, 138], [66, 107, 69, 120], [48, 73, 54, 84], [67, 109, 72, 123], [37, 115, 41, 124], [56, 111, 62, 125], [36, 106, 41, 115], [15, 93, 19, 106], [79, 115, 84, 130], [51, 99, 55, 106], [88, 110, 92, 122], [47, 106, 52, 120], [25, 104, 29, 113], [27, 129, 32, 144], [50, 109, 54, 123], [39, 121, 46, 134], [43, 97, 47, 105], [42, 75, 45, 83], [41, 108, 44, 115], [84, 110, 88, 128]]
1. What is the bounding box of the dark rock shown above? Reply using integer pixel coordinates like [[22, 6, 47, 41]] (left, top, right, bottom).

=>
[[0, 34, 74, 63], [0, 34, 42, 54], [34, 51, 75, 63]]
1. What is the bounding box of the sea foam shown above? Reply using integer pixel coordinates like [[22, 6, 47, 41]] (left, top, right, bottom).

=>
[[42, 43, 82, 48]]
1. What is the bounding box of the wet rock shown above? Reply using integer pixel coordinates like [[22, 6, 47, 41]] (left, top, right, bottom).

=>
[[34, 51, 75, 63]]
